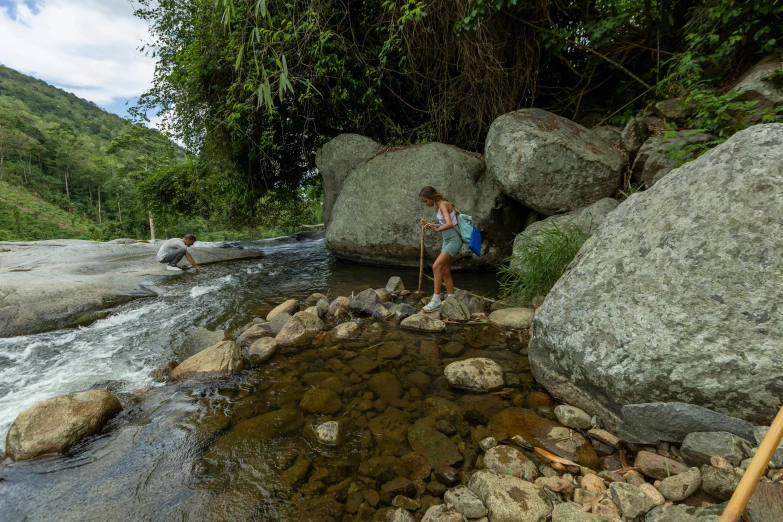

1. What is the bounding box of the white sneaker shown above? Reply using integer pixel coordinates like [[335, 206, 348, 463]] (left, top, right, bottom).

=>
[[166, 265, 183, 271], [422, 298, 442, 312]]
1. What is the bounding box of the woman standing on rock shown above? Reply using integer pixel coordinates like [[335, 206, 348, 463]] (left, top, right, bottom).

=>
[[419, 186, 460, 312]]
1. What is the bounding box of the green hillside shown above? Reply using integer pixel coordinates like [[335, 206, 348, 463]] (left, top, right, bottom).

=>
[[0, 65, 181, 240], [0, 180, 96, 240]]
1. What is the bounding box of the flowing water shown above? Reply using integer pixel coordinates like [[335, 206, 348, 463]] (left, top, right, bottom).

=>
[[0, 238, 541, 522]]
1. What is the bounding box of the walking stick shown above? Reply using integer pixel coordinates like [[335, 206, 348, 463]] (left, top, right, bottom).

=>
[[719, 404, 783, 521], [418, 221, 425, 294]]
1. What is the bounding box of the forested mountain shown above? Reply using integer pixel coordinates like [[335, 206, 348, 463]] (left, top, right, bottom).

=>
[[0, 65, 181, 240]]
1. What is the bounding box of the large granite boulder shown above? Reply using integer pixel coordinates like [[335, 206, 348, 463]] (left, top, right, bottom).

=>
[[5, 390, 122, 460], [520, 198, 619, 238], [631, 131, 713, 188], [529, 124, 783, 432], [170, 341, 244, 381], [731, 56, 783, 112], [485, 109, 624, 216], [326, 142, 524, 267], [316, 134, 382, 226]]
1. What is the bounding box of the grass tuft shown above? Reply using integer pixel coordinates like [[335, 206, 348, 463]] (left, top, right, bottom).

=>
[[499, 222, 589, 301]]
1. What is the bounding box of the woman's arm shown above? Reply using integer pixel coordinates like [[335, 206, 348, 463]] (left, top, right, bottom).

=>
[[436, 201, 455, 231]]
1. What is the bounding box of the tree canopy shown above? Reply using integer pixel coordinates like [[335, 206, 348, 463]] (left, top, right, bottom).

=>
[[132, 0, 783, 220]]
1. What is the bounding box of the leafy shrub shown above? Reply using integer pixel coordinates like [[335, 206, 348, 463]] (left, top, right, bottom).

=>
[[499, 223, 589, 301]]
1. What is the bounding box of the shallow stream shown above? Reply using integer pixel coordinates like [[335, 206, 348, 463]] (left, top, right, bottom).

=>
[[0, 238, 542, 522]]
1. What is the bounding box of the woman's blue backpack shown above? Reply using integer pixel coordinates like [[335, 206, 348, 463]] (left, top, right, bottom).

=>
[[456, 214, 482, 257]]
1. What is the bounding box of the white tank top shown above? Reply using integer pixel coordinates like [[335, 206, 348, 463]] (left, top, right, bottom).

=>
[[436, 207, 458, 226]]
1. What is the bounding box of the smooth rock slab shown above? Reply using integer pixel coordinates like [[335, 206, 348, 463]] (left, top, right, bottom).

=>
[[400, 314, 446, 333], [444, 358, 504, 392], [488, 308, 535, 330], [467, 469, 552, 522], [444, 485, 487, 518], [483, 445, 539, 481], [170, 341, 244, 381], [680, 431, 753, 467], [618, 402, 756, 444], [5, 390, 122, 461]]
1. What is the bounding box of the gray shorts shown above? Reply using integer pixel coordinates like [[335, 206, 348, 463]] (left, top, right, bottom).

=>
[[441, 228, 462, 258]]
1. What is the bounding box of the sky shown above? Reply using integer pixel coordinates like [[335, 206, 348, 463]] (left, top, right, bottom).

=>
[[0, 0, 159, 124]]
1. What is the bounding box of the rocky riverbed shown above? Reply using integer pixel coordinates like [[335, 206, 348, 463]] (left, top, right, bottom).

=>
[[4, 276, 783, 521]]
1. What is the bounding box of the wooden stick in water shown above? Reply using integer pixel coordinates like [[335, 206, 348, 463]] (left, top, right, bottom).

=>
[[418, 222, 425, 294], [719, 405, 783, 522]]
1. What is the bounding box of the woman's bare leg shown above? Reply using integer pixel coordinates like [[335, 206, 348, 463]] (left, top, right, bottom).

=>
[[432, 252, 453, 296], [442, 256, 455, 295]]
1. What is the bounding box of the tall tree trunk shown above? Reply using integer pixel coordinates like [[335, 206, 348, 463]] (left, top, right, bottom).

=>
[[148, 210, 156, 241], [64, 170, 70, 198], [97, 186, 102, 224], [0, 153, 4, 181], [118, 200, 122, 224]]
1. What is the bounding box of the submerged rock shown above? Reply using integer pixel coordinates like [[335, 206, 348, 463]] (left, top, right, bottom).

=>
[[486, 108, 624, 215], [529, 124, 783, 431], [489, 408, 601, 468], [5, 390, 122, 461], [407, 417, 462, 469], [177, 327, 225, 359], [300, 388, 342, 415], [170, 341, 244, 381], [444, 358, 505, 392], [314, 421, 340, 445]]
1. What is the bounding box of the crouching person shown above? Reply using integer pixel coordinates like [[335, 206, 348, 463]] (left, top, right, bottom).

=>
[[156, 233, 200, 273]]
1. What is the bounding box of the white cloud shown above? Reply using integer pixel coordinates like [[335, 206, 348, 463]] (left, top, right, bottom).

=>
[[0, 0, 155, 108]]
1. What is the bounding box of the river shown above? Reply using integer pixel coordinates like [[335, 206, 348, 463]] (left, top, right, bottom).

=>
[[0, 237, 536, 522]]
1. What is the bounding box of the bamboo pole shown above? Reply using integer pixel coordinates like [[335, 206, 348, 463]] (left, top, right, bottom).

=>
[[719, 405, 783, 522], [418, 221, 425, 294]]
